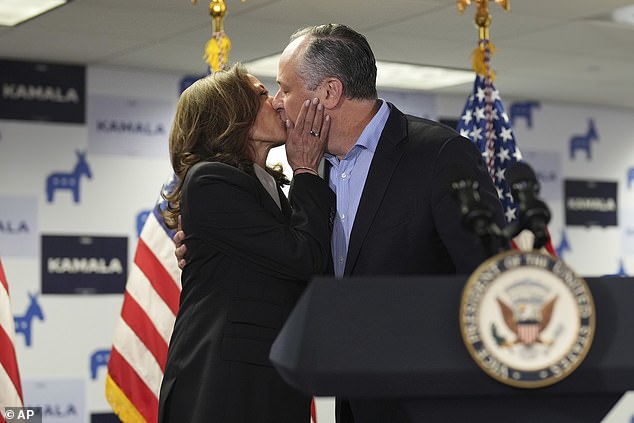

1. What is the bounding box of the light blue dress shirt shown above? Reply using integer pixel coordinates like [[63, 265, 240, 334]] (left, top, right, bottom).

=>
[[325, 100, 390, 277]]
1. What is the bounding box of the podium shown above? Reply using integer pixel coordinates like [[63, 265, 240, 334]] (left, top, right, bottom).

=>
[[270, 275, 634, 422]]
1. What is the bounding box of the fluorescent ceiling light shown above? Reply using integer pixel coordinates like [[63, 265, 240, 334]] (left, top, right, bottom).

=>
[[612, 4, 634, 25], [376, 62, 473, 90], [244, 54, 474, 91], [0, 0, 67, 27], [244, 55, 280, 79]]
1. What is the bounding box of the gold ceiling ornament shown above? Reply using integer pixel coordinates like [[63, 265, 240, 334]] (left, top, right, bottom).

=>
[[191, 0, 232, 73], [457, 0, 510, 79]]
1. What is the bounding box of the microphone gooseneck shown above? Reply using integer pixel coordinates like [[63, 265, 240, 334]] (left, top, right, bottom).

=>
[[506, 162, 551, 250], [450, 167, 506, 257]]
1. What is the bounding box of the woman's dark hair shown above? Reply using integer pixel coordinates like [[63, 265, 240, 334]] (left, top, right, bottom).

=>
[[161, 63, 288, 229]]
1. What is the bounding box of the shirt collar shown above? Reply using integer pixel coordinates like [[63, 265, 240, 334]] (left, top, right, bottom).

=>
[[325, 99, 390, 161], [356, 99, 390, 153], [253, 163, 281, 209]]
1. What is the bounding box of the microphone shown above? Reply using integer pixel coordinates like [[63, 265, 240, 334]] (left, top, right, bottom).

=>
[[450, 167, 505, 257], [506, 161, 551, 250]]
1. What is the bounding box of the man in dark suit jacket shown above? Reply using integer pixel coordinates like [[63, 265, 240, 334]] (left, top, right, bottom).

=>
[[272, 24, 507, 422]]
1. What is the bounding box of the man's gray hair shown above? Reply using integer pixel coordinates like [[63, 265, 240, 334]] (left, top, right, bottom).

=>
[[290, 24, 378, 100]]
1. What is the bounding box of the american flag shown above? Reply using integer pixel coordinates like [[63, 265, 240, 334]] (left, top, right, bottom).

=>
[[456, 75, 556, 254], [105, 175, 181, 422], [0, 259, 23, 423], [457, 75, 523, 224]]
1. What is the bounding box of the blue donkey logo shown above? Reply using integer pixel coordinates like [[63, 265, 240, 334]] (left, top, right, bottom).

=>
[[90, 348, 111, 379], [509, 101, 540, 129], [14, 292, 45, 347], [569, 119, 599, 160], [555, 230, 571, 260], [46, 150, 92, 203]]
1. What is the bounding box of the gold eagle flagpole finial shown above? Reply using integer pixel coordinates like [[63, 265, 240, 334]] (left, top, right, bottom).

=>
[[457, 0, 509, 79], [191, 0, 232, 73]]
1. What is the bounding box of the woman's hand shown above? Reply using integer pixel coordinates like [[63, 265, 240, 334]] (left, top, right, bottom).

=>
[[174, 215, 187, 270], [285, 98, 331, 176]]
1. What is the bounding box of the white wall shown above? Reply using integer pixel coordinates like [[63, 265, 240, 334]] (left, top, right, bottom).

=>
[[1, 65, 633, 422]]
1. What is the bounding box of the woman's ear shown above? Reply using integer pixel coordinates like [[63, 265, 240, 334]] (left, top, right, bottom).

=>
[[320, 78, 343, 108]]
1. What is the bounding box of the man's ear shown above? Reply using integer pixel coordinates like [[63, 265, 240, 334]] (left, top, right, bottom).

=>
[[321, 78, 343, 108]]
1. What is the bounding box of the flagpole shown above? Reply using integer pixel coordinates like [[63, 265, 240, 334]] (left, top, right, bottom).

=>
[[457, 0, 509, 179], [456, 0, 558, 255]]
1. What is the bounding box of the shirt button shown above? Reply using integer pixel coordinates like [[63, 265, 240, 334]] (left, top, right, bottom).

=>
[[340, 213, 346, 220], [339, 257, 345, 263], [341, 172, 347, 178]]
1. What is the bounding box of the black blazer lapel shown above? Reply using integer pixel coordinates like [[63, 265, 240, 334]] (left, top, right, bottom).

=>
[[344, 104, 407, 275]]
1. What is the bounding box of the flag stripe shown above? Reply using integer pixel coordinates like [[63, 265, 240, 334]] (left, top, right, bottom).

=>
[[0, 328, 22, 403], [0, 365, 22, 418], [107, 347, 158, 423], [0, 259, 23, 415], [144, 212, 181, 282], [120, 293, 169, 371], [135, 238, 180, 315], [112, 318, 163, 394], [125, 267, 176, 344]]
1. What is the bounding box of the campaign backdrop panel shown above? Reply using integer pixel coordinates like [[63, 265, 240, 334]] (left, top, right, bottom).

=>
[[0, 59, 85, 123], [565, 180, 618, 227], [41, 235, 128, 294]]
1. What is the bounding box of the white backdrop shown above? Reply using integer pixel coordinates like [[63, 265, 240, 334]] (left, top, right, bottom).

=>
[[1, 65, 633, 422]]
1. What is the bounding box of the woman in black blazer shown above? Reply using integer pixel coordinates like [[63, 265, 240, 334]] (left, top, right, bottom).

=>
[[158, 64, 334, 423]]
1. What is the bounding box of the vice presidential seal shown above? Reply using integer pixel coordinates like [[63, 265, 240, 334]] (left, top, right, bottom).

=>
[[460, 250, 595, 388]]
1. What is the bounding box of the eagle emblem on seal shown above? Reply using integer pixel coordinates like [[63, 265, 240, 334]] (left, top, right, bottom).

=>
[[494, 296, 558, 347]]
